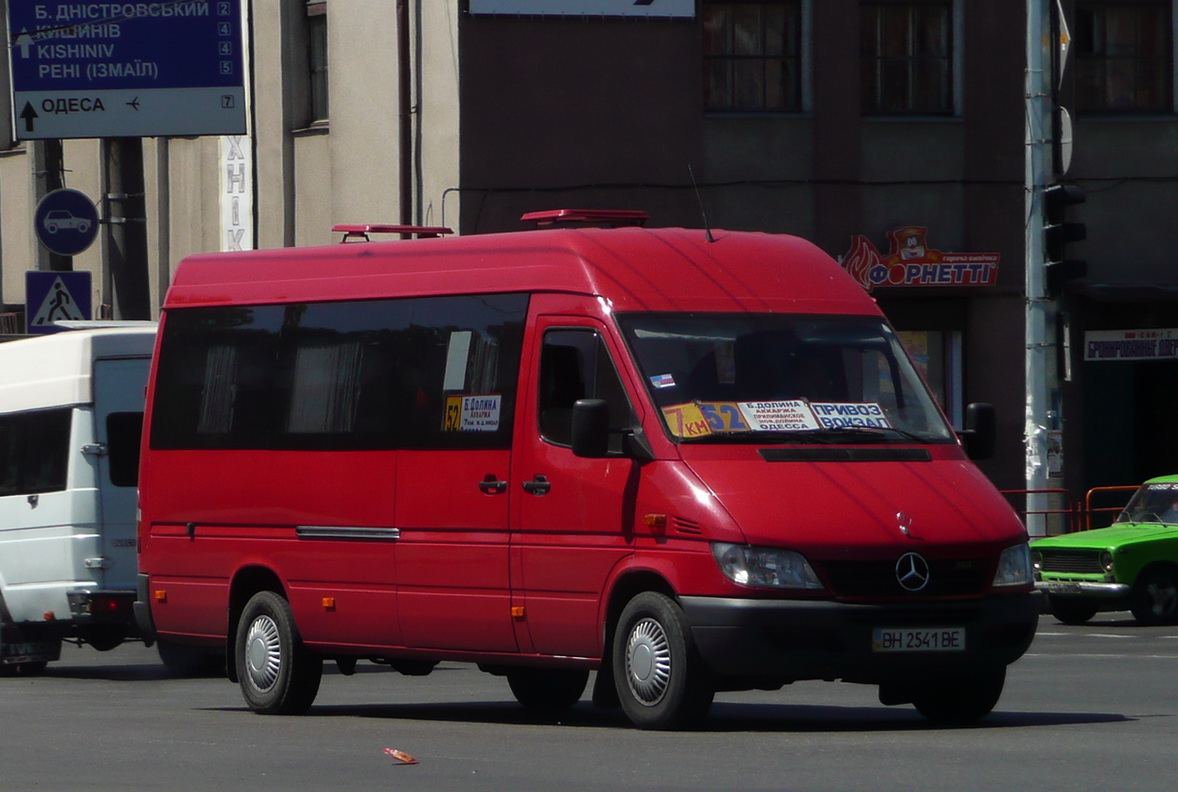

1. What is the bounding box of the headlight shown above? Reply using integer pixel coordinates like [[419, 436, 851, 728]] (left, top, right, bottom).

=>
[[993, 542, 1033, 587], [1100, 550, 1114, 573], [711, 543, 823, 590]]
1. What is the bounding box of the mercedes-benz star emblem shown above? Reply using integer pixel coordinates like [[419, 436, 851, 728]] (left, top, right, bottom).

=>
[[895, 552, 931, 592]]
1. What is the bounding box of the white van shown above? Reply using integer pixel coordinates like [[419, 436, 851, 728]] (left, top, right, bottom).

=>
[[0, 324, 155, 674]]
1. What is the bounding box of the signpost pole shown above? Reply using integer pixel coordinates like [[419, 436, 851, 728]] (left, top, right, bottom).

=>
[[104, 138, 150, 320], [1025, 0, 1053, 536]]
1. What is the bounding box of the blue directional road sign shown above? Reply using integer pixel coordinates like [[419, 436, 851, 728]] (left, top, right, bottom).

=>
[[35, 188, 100, 256], [26, 270, 92, 334], [7, 0, 245, 140]]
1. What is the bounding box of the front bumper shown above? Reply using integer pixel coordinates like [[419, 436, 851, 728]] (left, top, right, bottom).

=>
[[681, 592, 1041, 683], [1035, 580, 1130, 598]]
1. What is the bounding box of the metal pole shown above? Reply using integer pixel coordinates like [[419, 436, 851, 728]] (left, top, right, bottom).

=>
[[1025, 0, 1052, 536]]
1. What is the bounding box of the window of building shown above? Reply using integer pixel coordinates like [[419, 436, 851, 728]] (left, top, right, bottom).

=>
[[703, 1, 804, 112], [860, 1, 954, 115], [1074, 2, 1172, 113], [307, 1, 329, 124]]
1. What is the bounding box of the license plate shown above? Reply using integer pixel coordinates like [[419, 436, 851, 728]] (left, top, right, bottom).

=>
[[1043, 581, 1083, 595], [1, 641, 60, 661], [872, 627, 965, 652]]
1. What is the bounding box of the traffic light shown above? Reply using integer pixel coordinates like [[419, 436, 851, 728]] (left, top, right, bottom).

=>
[[1043, 183, 1087, 296]]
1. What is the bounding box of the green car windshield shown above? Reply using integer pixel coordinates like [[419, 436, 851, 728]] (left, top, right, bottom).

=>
[[1116, 482, 1178, 524], [616, 313, 955, 444]]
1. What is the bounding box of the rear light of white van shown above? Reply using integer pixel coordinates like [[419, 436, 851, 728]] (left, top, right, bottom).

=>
[[711, 543, 824, 590]]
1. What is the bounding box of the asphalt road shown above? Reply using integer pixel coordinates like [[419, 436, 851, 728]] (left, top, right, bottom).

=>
[[3, 612, 1176, 792]]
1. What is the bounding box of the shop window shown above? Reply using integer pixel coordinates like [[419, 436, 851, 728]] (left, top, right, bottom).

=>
[[703, 1, 804, 112], [896, 329, 962, 427], [860, 1, 954, 115], [1075, 2, 1172, 113], [307, 1, 329, 124]]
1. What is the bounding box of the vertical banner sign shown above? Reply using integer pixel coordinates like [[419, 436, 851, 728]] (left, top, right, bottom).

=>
[[7, 0, 246, 139], [220, 134, 253, 251]]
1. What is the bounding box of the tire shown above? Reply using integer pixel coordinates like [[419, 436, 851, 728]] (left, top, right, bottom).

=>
[[158, 639, 224, 677], [1130, 568, 1178, 625], [1049, 599, 1098, 625], [506, 667, 589, 710], [612, 591, 714, 730], [0, 661, 48, 677], [911, 666, 1006, 724], [235, 591, 322, 714]]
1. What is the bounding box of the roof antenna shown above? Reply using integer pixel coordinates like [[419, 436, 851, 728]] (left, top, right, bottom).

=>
[[688, 165, 715, 243]]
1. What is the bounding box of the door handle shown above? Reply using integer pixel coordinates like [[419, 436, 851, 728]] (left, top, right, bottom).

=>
[[522, 475, 551, 496], [479, 475, 507, 495]]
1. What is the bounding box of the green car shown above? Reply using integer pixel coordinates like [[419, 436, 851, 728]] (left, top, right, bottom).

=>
[[1034, 475, 1178, 625]]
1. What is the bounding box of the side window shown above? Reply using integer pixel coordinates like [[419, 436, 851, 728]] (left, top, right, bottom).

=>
[[150, 294, 527, 451], [106, 412, 144, 487], [538, 330, 632, 450], [0, 408, 73, 496]]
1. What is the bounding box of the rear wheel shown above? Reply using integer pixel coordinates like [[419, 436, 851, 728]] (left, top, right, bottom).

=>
[[911, 666, 1006, 724], [506, 668, 589, 710], [235, 591, 322, 714], [1049, 599, 1098, 625], [1130, 568, 1178, 625], [612, 591, 714, 730]]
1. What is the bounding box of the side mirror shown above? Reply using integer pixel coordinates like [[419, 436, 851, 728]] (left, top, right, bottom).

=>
[[571, 398, 610, 458], [960, 402, 996, 460]]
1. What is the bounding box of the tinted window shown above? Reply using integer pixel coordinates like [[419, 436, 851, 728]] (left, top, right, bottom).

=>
[[0, 408, 72, 496], [106, 412, 144, 487], [150, 294, 527, 451], [538, 330, 633, 451]]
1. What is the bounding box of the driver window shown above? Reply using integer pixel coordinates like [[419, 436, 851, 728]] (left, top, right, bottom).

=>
[[538, 329, 631, 449]]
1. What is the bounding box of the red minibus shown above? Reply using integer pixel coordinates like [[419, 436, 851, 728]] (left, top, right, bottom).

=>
[[135, 211, 1038, 729]]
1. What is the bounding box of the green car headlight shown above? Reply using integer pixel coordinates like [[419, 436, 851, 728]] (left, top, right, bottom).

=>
[[1100, 550, 1114, 573]]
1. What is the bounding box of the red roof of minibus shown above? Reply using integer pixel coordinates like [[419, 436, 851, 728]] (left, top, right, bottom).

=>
[[164, 225, 878, 315]]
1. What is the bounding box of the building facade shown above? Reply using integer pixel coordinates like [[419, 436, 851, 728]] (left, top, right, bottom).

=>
[[1, 0, 1176, 506]]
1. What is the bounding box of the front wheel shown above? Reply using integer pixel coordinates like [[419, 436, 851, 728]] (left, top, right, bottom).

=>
[[612, 592, 714, 730], [506, 668, 589, 710], [911, 666, 1006, 724], [235, 591, 322, 714], [1049, 599, 1098, 625], [1130, 568, 1178, 625]]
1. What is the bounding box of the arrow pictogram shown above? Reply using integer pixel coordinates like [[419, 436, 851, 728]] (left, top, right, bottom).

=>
[[20, 102, 38, 132]]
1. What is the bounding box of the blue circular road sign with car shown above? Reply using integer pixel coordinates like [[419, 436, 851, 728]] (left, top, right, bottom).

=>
[[35, 188, 100, 256]]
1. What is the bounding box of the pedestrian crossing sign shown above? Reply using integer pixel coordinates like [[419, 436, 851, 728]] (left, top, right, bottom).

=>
[[26, 270, 91, 334]]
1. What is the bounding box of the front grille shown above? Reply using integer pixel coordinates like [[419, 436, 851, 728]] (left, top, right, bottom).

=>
[[819, 558, 990, 598], [1039, 550, 1103, 574]]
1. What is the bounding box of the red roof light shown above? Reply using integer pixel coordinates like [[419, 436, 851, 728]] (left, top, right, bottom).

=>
[[520, 209, 650, 228]]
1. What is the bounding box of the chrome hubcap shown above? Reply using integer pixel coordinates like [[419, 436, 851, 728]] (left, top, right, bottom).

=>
[[245, 614, 282, 692], [625, 617, 671, 706]]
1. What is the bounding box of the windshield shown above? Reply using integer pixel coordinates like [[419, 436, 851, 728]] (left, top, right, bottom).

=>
[[617, 313, 955, 444], [1116, 482, 1178, 524]]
